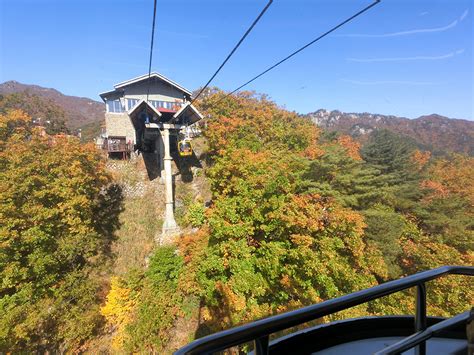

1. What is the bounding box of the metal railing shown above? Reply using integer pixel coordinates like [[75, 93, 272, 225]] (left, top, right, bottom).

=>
[[175, 265, 474, 355], [374, 310, 471, 355]]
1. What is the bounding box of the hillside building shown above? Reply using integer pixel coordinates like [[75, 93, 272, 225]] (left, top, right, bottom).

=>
[[99, 73, 203, 238], [99, 72, 201, 156]]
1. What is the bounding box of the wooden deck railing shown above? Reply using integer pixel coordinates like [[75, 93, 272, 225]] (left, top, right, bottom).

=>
[[101, 139, 133, 153]]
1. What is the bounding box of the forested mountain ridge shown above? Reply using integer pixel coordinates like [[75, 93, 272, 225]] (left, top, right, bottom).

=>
[[2, 81, 473, 154], [305, 109, 474, 155], [0, 81, 104, 130]]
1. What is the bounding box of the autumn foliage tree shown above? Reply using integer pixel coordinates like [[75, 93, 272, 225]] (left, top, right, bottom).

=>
[[193, 92, 389, 331], [399, 221, 473, 317], [417, 154, 474, 252], [0, 110, 121, 351]]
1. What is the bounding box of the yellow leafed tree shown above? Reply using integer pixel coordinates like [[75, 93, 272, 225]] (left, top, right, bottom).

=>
[[101, 276, 138, 350]]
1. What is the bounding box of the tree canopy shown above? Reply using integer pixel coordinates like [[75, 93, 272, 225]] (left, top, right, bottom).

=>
[[0, 110, 121, 351]]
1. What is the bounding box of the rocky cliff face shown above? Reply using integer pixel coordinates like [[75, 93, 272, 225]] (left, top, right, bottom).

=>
[[305, 109, 474, 155]]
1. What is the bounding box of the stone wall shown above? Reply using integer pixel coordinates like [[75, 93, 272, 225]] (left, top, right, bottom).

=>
[[106, 158, 164, 199], [105, 112, 136, 143]]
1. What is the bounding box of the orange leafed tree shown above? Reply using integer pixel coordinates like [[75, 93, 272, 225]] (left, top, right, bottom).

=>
[[422, 154, 474, 205], [337, 135, 362, 161]]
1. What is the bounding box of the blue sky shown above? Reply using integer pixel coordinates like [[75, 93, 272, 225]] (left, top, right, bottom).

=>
[[1, 0, 472, 119]]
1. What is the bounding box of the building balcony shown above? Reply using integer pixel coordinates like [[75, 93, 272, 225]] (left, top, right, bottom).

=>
[[103, 137, 133, 153]]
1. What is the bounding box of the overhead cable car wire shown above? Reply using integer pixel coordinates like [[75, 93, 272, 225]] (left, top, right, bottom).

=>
[[146, 0, 158, 103], [219, 0, 381, 101], [190, 0, 274, 105]]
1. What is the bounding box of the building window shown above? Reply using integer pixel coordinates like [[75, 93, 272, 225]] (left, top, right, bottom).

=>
[[127, 98, 139, 110], [149, 100, 182, 110], [149, 100, 161, 109], [107, 99, 124, 113]]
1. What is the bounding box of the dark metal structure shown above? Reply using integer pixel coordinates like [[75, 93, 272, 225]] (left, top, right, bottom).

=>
[[175, 266, 473, 355]]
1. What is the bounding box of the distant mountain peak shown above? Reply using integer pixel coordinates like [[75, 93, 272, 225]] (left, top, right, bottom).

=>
[[0, 81, 104, 130], [305, 109, 473, 155]]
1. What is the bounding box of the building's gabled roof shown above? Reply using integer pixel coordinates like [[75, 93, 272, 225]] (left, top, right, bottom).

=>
[[115, 72, 192, 96], [128, 99, 162, 118], [171, 103, 204, 125], [99, 72, 192, 102], [99, 89, 123, 101], [99, 89, 118, 98]]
